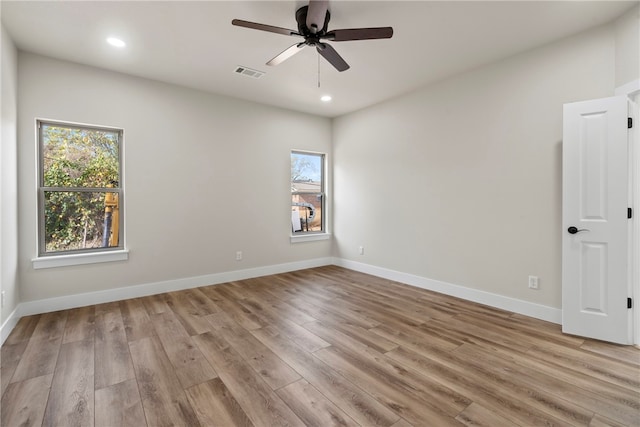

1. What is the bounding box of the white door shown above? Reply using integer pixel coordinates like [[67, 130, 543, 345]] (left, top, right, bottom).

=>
[[562, 96, 632, 345]]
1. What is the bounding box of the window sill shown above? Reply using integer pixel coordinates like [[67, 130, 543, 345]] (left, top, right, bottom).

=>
[[32, 249, 129, 270], [290, 233, 331, 244]]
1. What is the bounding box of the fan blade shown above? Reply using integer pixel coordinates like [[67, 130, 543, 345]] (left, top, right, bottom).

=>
[[306, 0, 328, 34], [324, 27, 393, 41], [232, 19, 300, 37], [267, 43, 306, 66], [316, 43, 349, 72]]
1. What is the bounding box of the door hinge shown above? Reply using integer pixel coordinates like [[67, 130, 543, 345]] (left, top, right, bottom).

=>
[[629, 117, 633, 128], [628, 298, 633, 309], [629, 208, 633, 219]]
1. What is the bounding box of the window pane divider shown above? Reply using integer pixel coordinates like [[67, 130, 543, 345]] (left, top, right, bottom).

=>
[[41, 187, 120, 193]]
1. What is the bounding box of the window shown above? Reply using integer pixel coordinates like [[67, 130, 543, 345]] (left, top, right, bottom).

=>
[[291, 151, 325, 235], [38, 120, 123, 256]]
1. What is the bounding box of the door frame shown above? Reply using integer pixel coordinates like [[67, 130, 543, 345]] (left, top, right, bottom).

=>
[[616, 80, 640, 345]]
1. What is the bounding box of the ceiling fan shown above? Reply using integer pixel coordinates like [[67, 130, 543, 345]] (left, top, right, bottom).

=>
[[232, 0, 393, 72]]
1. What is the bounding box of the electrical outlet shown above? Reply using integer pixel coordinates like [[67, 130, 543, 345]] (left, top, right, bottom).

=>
[[236, 251, 242, 261], [1, 291, 5, 307], [358, 246, 364, 255], [528, 275, 539, 290]]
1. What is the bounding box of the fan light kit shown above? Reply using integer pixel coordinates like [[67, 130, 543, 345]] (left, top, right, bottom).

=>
[[320, 95, 332, 102], [232, 0, 393, 72]]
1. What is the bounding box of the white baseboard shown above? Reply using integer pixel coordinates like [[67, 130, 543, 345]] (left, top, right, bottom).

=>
[[1, 255, 562, 346], [1, 306, 20, 345], [1, 257, 332, 345], [333, 258, 562, 324]]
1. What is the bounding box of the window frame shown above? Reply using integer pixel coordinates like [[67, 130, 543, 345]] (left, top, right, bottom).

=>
[[290, 150, 328, 241], [36, 119, 125, 258]]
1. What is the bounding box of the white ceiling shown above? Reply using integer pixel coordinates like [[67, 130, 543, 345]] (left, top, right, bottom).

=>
[[2, 1, 636, 118]]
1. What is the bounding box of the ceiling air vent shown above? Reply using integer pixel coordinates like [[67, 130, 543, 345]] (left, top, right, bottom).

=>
[[234, 66, 265, 79]]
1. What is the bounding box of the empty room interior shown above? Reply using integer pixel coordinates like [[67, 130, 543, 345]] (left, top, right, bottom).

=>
[[1, 1, 639, 426]]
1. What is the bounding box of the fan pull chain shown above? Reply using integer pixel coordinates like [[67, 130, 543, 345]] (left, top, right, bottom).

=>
[[317, 51, 321, 88]]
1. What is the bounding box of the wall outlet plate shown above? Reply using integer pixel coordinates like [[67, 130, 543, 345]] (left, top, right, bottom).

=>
[[528, 275, 539, 289]]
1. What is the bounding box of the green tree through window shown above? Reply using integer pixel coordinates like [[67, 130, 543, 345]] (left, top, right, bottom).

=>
[[39, 121, 123, 254]]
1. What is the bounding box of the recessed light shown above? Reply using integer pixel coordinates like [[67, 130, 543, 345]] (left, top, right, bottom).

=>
[[106, 37, 126, 48], [321, 95, 332, 102]]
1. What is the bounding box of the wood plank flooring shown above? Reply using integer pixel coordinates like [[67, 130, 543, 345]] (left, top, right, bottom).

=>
[[2, 266, 639, 426]]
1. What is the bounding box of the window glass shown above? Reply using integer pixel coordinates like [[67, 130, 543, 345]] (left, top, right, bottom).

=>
[[291, 151, 324, 233], [38, 121, 123, 255]]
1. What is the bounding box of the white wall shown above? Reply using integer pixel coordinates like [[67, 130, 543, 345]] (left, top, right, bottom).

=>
[[9, 6, 639, 323], [333, 25, 617, 310], [17, 53, 332, 302], [614, 4, 640, 88], [1, 23, 19, 330]]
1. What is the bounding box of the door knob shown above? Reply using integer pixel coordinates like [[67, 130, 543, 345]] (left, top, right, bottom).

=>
[[568, 226, 589, 234]]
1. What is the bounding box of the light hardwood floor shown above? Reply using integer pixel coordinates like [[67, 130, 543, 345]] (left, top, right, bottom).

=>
[[1, 266, 639, 426]]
